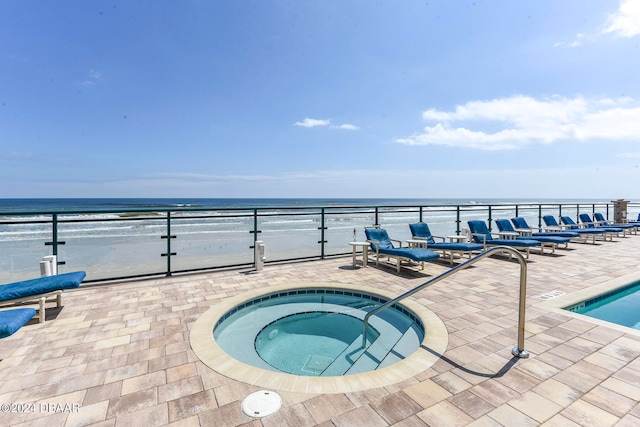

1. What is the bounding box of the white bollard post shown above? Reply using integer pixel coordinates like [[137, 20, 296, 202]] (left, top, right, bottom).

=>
[[40, 260, 52, 276], [254, 241, 266, 272], [41, 255, 57, 276]]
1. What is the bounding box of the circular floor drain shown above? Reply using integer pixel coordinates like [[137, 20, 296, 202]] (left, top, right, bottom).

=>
[[241, 390, 282, 418]]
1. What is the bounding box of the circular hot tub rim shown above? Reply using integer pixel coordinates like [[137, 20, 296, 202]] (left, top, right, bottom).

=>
[[190, 282, 449, 394], [212, 287, 426, 336]]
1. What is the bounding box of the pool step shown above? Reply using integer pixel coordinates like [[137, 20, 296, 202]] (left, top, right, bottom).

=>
[[377, 324, 423, 369], [344, 325, 406, 375], [321, 333, 377, 376]]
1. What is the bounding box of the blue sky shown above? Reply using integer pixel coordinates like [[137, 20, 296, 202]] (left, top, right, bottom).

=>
[[2, 0, 640, 199]]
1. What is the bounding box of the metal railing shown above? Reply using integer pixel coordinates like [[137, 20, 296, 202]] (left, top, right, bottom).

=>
[[0, 200, 634, 283], [362, 246, 530, 358]]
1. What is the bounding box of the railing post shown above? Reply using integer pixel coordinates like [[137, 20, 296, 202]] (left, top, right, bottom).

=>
[[318, 208, 327, 259], [161, 211, 177, 277], [488, 206, 493, 231], [456, 206, 461, 235], [374, 207, 380, 226], [250, 208, 262, 254], [538, 204, 542, 229], [44, 213, 66, 270], [419, 206, 423, 223]]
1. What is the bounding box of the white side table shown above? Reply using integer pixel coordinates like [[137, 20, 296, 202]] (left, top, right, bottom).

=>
[[349, 242, 370, 268], [406, 239, 428, 248], [447, 235, 468, 243], [498, 231, 519, 240]]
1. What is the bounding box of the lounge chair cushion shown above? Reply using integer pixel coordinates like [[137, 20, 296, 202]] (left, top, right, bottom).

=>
[[0, 308, 37, 338], [560, 216, 606, 234], [512, 217, 580, 238], [467, 220, 540, 247], [427, 242, 484, 251], [0, 272, 86, 302], [578, 214, 623, 232], [409, 222, 436, 244], [495, 219, 569, 244], [543, 215, 559, 227], [363, 228, 395, 250], [365, 227, 439, 262], [592, 213, 635, 229], [378, 246, 440, 262]]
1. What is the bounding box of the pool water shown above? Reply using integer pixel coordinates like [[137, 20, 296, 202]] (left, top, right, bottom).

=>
[[255, 312, 379, 375], [213, 288, 424, 376], [566, 281, 640, 330]]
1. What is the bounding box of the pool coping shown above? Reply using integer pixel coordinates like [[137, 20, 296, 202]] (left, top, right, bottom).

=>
[[189, 282, 449, 394], [534, 269, 640, 336]]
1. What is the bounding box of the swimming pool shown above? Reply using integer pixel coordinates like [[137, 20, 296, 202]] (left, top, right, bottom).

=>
[[190, 282, 448, 393], [564, 280, 640, 330]]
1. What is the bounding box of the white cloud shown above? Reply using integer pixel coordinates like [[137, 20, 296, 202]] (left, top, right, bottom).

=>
[[555, 1, 640, 48], [80, 69, 103, 86], [553, 33, 588, 48], [396, 95, 640, 150], [603, 0, 640, 37], [333, 123, 359, 130], [293, 118, 359, 130], [617, 151, 640, 158], [293, 118, 331, 128]]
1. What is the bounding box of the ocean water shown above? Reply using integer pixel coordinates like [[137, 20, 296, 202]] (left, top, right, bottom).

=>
[[0, 197, 591, 212], [0, 198, 610, 282]]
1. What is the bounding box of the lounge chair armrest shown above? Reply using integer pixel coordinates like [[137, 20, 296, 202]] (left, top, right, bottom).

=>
[[432, 235, 446, 242], [390, 238, 403, 247], [366, 240, 380, 253]]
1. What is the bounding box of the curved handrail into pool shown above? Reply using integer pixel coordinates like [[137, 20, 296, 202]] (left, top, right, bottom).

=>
[[362, 245, 530, 359]]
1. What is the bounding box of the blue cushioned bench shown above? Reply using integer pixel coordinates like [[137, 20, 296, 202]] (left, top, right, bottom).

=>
[[0, 308, 37, 338], [0, 272, 86, 323]]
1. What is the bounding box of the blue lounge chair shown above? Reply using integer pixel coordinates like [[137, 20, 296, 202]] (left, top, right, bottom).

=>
[[511, 217, 580, 239], [592, 213, 637, 235], [409, 222, 484, 265], [495, 219, 569, 252], [467, 220, 542, 258], [557, 216, 609, 243], [364, 227, 439, 273], [0, 308, 37, 338], [0, 271, 86, 322], [543, 215, 604, 244], [578, 213, 623, 238]]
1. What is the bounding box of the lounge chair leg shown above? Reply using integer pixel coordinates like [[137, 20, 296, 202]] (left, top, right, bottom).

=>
[[39, 296, 46, 323], [56, 290, 63, 307]]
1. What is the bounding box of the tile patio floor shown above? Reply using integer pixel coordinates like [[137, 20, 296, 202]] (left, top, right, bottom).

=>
[[2, 234, 640, 426]]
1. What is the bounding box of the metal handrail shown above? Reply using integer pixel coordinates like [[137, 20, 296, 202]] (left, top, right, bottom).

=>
[[362, 246, 530, 358]]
